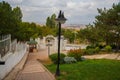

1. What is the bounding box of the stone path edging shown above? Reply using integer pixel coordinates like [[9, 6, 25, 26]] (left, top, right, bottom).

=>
[[3, 52, 29, 80]]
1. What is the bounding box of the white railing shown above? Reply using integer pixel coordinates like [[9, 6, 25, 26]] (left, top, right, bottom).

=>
[[65, 44, 88, 50], [0, 42, 27, 79], [0, 35, 28, 79], [10, 39, 17, 53], [0, 34, 11, 58]]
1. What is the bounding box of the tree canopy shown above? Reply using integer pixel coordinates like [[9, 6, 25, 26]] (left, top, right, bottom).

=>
[[0, 1, 43, 41], [0, 1, 22, 39], [78, 2, 120, 48]]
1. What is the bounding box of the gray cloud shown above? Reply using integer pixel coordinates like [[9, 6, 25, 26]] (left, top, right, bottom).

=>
[[2, 0, 120, 24]]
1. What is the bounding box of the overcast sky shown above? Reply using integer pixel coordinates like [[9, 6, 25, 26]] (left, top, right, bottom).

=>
[[1, 0, 120, 25]]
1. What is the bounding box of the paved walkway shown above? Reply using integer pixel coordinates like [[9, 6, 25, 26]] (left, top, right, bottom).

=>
[[83, 53, 120, 60], [15, 48, 55, 80]]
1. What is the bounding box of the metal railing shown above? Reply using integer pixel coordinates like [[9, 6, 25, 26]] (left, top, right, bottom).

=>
[[0, 34, 11, 57], [11, 39, 17, 53]]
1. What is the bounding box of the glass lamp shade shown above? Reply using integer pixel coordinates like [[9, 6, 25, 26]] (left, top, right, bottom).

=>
[[55, 10, 67, 24], [55, 18, 67, 24]]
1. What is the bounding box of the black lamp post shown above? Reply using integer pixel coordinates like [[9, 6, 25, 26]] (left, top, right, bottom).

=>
[[55, 10, 67, 76]]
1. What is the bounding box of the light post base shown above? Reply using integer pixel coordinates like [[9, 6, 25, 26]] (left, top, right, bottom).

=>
[[55, 67, 60, 76]]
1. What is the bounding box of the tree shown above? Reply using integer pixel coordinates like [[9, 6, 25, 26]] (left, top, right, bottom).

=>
[[0, 1, 23, 39], [78, 2, 120, 48], [46, 17, 51, 27], [94, 3, 120, 46], [64, 29, 75, 43], [46, 14, 56, 28], [12, 6, 22, 22], [0, 1, 13, 35]]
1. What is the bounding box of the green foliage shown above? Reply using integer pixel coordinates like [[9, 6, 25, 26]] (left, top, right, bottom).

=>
[[17, 22, 43, 41], [104, 45, 112, 52], [0, 1, 22, 39], [78, 25, 101, 44], [67, 49, 83, 61], [46, 14, 56, 28], [0, 1, 44, 41], [84, 48, 96, 55], [49, 53, 66, 64], [63, 29, 76, 43], [12, 6, 22, 22], [78, 3, 120, 47], [86, 44, 96, 49], [95, 47, 100, 53], [85, 45, 100, 55]]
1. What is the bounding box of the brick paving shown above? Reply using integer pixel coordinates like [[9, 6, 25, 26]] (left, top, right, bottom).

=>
[[15, 48, 55, 80]]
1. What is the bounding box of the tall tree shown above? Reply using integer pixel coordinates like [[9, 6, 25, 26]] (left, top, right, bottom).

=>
[[13, 6, 22, 22], [0, 1, 13, 35], [46, 14, 56, 28], [94, 3, 120, 45], [0, 1, 23, 39]]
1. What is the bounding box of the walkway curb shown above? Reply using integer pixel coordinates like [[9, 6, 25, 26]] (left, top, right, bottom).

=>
[[3, 52, 29, 80], [38, 62, 56, 80]]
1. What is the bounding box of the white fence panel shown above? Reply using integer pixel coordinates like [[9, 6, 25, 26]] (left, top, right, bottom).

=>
[[0, 42, 27, 80]]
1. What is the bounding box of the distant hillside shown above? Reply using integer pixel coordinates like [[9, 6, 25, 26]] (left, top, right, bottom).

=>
[[62, 24, 86, 30]]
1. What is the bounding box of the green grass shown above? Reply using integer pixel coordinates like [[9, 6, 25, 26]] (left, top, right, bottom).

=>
[[46, 59, 120, 80]]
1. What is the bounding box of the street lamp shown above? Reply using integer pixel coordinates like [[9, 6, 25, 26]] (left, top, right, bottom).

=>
[[55, 10, 67, 76]]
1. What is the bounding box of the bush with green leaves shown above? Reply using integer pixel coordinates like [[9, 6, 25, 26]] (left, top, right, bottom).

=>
[[67, 49, 83, 61], [104, 45, 112, 52], [95, 47, 100, 53], [49, 53, 66, 64], [64, 57, 77, 64], [86, 45, 95, 49], [84, 48, 96, 55]]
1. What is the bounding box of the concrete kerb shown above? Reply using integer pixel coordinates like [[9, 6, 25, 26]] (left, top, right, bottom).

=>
[[38, 61, 56, 80], [3, 52, 29, 80]]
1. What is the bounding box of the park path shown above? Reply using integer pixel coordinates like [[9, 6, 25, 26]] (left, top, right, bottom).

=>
[[83, 53, 120, 60], [15, 48, 55, 80]]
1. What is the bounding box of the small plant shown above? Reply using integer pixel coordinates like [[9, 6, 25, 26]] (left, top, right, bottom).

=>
[[64, 57, 77, 64], [84, 49, 96, 55], [86, 45, 95, 49], [95, 47, 100, 53], [67, 49, 83, 61], [104, 45, 112, 52], [49, 53, 66, 64]]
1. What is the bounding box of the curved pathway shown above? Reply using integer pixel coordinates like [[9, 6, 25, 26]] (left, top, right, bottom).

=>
[[15, 48, 55, 80]]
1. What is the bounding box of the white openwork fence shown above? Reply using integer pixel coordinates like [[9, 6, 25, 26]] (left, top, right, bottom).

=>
[[0, 34, 11, 58], [0, 35, 27, 80]]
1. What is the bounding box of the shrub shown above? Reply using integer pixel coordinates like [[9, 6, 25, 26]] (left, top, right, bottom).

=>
[[95, 47, 100, 53], [110, 44, 116, 49], [67, 49, 83, 61], [86, 45, 95, 49], [104, 45, 112, 52], [64, 57, 77, 64], [49, 53, 66, 64], [84, 49, 96, 55]]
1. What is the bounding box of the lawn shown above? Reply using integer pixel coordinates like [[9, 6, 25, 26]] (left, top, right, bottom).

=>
[[46, 59, 120, 80]]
